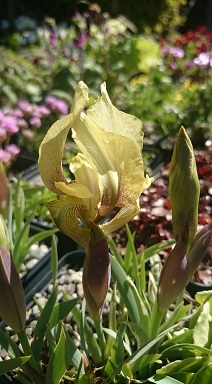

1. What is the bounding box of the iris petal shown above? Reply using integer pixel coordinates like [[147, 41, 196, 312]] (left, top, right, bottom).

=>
[[38, 82, 89, 194], [100, 202, 140, 234], [70, 153, 100, 219], [73, 112, 152, 221], [55, 181, 93, 198], [86, 82, 143, 149], [47, 195, 91, 249]]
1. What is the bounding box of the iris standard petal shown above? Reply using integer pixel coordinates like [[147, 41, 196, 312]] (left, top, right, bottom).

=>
[[38, 81, 89, 194], [86, 82, 143, 149], [55, 181, 94, 198], [47, 195, 91, 249], [70, 153, 100, 219], [72, 114, 152, 221]]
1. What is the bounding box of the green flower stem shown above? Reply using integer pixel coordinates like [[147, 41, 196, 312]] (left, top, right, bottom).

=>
[[94, 319, 106, 360], [18, 330, 45, 384]]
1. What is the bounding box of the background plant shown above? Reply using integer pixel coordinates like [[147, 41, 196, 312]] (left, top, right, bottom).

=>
[[5, 177, 57, 271]]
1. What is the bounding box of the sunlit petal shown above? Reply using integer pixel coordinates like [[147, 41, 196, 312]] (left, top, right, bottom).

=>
[[38, 81, 89, 194], [55, 181, 93, 198], [47, 195, 91, 249], [70, 153, 100, 219], [100, 202, 140, 234], [73, 114, 153, 222], [86, 82, 143, 149]]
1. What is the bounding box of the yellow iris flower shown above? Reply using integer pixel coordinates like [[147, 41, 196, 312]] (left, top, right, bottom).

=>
[[38, 81, 153, 248]]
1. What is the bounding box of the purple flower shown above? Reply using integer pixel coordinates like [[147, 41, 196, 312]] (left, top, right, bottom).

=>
[[168, 62, 177, 70], [161, 46, 170, 56], [170, 47, 185, 58], [13, 109, 24, 118], [0, 149, 11, 163], [18, 101, 34, 115], [22, 129, 34, 139], [74, 32, 90, 48], [29, 117, 41, 128], [18, 100, 30, 110], [18, 118, 28, 129], [45, 96, 68, 115], [5, 144, 21, 156], [37, 105, 50, 118], [50, 33, 57, 46], [185, 60, 195, 69], [2, 116, 19, 134], [194, 52, 212, 67], [0, 127, 7, 140]]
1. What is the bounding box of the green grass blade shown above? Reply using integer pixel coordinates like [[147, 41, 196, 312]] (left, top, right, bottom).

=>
[[107, 236, 123, 266], [0, 356, 31, 376], [31, 285, 58, 362], [104, 286, 117, 358], [62, 290, 101, 363], [138, 239, 175, 262], [110, 254, 149, 330], [51, 234, 58, 286], [12, 218, 31, 269], [21, 228, 58, 257], [48, 298, 78, 329], [148, 375, 184, 384], [45, 325, 69, 384]]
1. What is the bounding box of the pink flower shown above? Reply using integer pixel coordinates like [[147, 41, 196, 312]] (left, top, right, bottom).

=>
[[29, 116, 41, 128], [2, 116, 19, 134], [170, 47, 184, 58], [18, 101, 34, 116], [0, 127, 7, 140], [22, 129, 35, 139], [0, 149, 11, 163], [194, 52, 212, 67], [37, 105, 50, 118], [5, 144, 21, 156], [18, 118, 28, 129], [45, 96, 68, 115]]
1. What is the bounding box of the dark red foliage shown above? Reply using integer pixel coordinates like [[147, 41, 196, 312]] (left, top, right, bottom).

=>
[[112, 145, 212, 258]]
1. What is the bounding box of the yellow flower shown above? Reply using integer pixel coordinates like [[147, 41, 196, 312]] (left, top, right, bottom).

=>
[[38, 81, 153, 249]]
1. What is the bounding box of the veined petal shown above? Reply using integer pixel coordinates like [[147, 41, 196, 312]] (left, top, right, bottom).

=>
[[86, 82, 143, 149], [38, 81, 89, 194], [70, 153, 100, 219], [47, 195, 91, 249], [100, 202, 140, 235], [55, 181, 93, 198], [72, 114, 152, 222]]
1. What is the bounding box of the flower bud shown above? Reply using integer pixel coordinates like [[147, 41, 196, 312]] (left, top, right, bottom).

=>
[[83, 222, 110, 320], [158, 224, 212, 311], [157, 240, 188, 311], [169, 127, 200, 251], [0, 246, 26, 332], [187, 223, 212, 276]]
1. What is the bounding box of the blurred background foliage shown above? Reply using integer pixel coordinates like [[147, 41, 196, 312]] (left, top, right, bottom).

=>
[[0, 0, 211, 34], [0, 0, 211, 169]]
